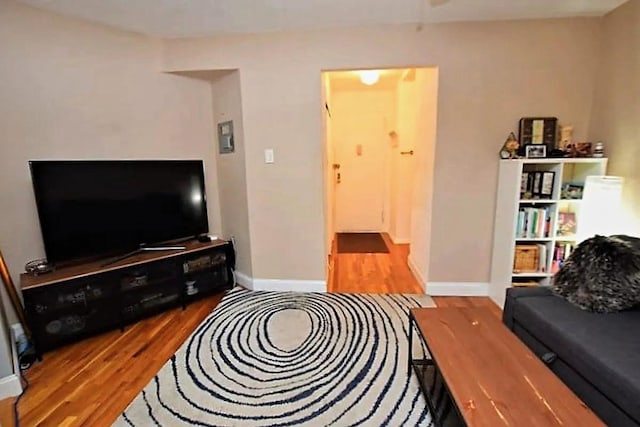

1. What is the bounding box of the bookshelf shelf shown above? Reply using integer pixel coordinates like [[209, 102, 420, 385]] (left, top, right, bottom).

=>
[[556, 235, 578, 241], [512, 273, 550, 278], [489, 158, 608, 307], [518, 199, 557, 204]]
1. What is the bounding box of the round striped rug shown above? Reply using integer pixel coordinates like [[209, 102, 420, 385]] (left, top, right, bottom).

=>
[[117, 288, 434, 426]]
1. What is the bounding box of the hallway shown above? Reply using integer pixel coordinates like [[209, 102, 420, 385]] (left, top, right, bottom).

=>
[[329, 233, 423, 294]]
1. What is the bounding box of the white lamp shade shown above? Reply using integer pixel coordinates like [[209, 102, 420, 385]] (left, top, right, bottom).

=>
[[578, 176, 624, 241]]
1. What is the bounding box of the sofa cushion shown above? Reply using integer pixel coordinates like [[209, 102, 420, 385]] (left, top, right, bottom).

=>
[[513, 293, 640, 423]]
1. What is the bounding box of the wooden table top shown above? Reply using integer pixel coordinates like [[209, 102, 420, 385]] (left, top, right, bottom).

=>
[[410, 307, 604, 427], [20, 239, 228, 290]]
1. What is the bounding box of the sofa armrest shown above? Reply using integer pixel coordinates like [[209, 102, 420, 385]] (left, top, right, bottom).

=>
[[502, 286, 553, 329]]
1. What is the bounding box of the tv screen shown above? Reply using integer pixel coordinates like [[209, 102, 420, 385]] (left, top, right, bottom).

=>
[[29, 160, 209, 265]]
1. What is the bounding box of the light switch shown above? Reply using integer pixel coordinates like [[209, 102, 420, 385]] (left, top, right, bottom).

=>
[[265, 149, 274, 164]]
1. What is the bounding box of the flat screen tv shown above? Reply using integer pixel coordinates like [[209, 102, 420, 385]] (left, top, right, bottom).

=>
[[29, 160, 209, 265]]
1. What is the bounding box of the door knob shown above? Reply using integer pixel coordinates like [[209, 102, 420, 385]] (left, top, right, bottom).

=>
[[400, 150, 414, 155]]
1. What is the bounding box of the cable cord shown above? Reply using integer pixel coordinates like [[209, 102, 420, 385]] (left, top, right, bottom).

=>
[[12, 368, 29, 427]]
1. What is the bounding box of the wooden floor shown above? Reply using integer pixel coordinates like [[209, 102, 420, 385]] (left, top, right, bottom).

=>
[[329, 233, 501, 317], [1, 236, 500, 426], [329, 233, 424, 294], [3, 294, 222, 427]]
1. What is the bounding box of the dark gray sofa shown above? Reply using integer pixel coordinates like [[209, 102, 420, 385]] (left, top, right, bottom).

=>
[[503, 287, 640, 426]]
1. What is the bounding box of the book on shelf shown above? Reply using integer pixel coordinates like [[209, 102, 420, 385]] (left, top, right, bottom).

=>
[[557, 211, 576, 236], [516, 207, 551, 239], [537, 243, 547, 273], [551, 242, 574, 274], [520, 171, 555, 199]]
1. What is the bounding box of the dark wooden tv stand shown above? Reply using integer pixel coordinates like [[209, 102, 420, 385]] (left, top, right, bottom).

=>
[[20, 239, 234, 355]]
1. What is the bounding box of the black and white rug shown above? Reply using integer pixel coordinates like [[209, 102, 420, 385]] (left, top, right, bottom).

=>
[[117, 288, 435, 426]]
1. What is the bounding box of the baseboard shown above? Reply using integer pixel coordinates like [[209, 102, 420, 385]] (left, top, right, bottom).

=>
[[234, 271, 253, 288], [0, 374, 22, 400], [426, 282, 490, 296], [394, 239, 411, 244], [407, 255, 426, 291], [252, 279, 327, 293], [235, 272, 326, 292], [388, 233, 410, 245]]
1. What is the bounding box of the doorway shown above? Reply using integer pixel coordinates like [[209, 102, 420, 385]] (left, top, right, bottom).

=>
[[321, 67, 439, 294]]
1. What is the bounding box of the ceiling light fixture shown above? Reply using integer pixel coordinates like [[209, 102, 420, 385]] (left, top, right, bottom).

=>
[[359, 70, 380, 86]]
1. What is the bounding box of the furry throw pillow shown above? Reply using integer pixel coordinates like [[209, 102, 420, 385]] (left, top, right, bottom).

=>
[[552, 235, 640, 313]]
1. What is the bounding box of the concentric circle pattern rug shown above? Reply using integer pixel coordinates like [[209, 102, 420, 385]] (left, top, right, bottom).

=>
[[117, 287, 435, 426]]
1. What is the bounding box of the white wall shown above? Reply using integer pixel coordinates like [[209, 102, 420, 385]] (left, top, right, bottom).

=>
[[322, 74, 336, 258], [210, 71, 253, 276], [390, 73, 421, 244], [0, 1, 221, 315], [164, 18, 601, 288], [408, 69, 439, 287]]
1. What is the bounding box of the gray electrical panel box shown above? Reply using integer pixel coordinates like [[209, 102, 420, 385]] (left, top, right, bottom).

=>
[[218, 120, 234, 154]]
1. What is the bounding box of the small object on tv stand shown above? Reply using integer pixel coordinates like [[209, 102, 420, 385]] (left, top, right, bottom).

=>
[[197, 235, 212, 243]]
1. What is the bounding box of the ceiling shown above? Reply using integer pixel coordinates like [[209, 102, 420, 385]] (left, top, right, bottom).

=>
[[19, 0, 627, 38]]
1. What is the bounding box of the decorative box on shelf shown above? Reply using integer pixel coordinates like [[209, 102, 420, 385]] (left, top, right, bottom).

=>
[[513, 245, 541, 273]]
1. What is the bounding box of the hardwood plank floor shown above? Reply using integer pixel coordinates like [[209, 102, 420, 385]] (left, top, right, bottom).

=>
[[2, 293, 222, 427], [330, 233, 423, 294], [0, 238, 501, 426], [330, 232, 501, 317]]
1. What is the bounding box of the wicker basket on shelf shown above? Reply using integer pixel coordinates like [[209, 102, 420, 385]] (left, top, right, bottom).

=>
[[513, 245, 540, 273]]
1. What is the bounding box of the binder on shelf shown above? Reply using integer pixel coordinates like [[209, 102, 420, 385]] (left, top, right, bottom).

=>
[[532, 172, 542, 198], [520, 171, 555, 200], [520, 172, 529, 198], [540, 172, 555, 199]]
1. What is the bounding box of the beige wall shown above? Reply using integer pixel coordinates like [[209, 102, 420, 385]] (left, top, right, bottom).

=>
[[210, 71, 253, 276], [409, 69, 439, 285], [164, 18, 601, 284], [0, 2, 220, 305], [589, 0, 640, 234]]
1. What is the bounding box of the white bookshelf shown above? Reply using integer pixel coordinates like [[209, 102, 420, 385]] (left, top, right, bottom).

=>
[[489, 158, 608, 307]]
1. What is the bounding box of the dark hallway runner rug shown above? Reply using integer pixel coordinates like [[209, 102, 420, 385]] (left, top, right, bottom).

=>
[[337, 232, 390, 253]]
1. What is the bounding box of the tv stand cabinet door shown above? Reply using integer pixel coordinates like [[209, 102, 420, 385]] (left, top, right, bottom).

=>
[[24, 274, 121, 352]]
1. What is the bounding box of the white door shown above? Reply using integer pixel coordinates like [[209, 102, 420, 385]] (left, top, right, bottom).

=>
[[333, 93, 387, 232]]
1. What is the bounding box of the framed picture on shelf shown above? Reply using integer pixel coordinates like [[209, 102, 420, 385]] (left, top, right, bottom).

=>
[[557, 212, 577, 236], [561, 182, 584, 199], [518, 117, 557, 155], [525, 144, 546, 158]]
